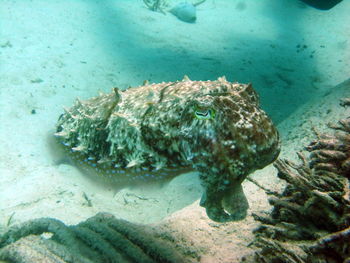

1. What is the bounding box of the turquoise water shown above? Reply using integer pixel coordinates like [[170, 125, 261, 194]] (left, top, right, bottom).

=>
[[0, 0, 349, 262]]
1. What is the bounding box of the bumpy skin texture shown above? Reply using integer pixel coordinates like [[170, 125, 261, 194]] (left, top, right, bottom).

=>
[[55, 77, 280, 222]]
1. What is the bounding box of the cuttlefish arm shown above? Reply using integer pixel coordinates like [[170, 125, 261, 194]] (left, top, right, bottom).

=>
[[199, 179, 249, 222]]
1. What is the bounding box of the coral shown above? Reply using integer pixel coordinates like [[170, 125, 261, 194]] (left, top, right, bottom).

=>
[[55, 77, 280, 222], [0, 212, 189, 263], [246, 98, 350, 263]]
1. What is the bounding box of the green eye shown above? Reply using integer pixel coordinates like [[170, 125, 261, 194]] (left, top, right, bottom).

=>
[[194, 108, 215, 120]]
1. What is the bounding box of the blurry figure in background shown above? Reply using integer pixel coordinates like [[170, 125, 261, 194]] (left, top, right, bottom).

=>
[[143, 0, 206, 23], [300, 0, 343, 10]]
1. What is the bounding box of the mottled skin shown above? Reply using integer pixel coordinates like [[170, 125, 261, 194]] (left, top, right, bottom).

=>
[[55, 76, 280, 222]]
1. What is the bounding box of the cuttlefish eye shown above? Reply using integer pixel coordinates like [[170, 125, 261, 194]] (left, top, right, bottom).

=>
[[194, 107, 216, 120]]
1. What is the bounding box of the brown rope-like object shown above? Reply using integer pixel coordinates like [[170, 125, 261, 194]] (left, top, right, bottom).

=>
[[0, 212, 187, 263]]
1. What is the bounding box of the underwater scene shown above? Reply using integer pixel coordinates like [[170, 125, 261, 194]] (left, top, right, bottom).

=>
[[0, 0, 349, 262]]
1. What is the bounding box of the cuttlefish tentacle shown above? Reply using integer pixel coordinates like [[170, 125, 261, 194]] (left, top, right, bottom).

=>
[[200, 178, 248, 222]]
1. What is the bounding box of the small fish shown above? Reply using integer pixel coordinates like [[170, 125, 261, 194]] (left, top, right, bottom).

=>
[[169, 2, 197, 23], [169, 0, 206, 23]]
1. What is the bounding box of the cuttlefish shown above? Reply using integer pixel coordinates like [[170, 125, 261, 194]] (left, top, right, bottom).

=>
[[55, 76, 280, 222]]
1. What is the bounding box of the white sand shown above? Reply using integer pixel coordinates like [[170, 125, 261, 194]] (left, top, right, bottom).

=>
[[0, 0, 349, 261]]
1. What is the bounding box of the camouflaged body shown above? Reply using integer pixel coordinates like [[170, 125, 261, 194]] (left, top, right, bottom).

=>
[[55, 77, 280, 222]]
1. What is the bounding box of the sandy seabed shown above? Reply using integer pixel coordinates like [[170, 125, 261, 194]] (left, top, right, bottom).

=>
[[0, 0, 349, 262]]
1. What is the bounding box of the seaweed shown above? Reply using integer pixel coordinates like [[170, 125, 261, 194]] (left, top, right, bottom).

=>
[[246, 98, 350, 263], [143, 0, 169, 14]]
